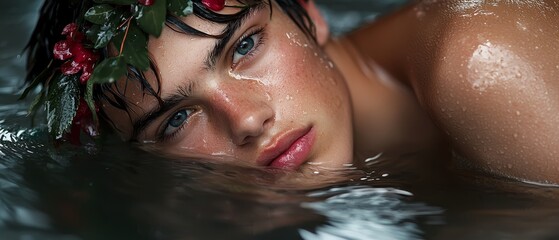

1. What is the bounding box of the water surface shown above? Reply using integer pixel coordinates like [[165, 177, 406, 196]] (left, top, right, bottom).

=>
[[2, 1, 559, 240]]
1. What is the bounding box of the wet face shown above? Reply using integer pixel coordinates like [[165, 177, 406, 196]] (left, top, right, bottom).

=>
[[103, 2, 354, 173]]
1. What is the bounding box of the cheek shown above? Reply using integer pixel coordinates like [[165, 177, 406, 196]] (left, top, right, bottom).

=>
[[275, 34, 347, 109], [159, 117, 235, 157]]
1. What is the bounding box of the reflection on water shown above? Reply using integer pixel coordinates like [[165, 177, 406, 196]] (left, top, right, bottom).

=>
[[2, 0, 559, 240], [0, 128, 442, 239], [301, 187, 442, 239]]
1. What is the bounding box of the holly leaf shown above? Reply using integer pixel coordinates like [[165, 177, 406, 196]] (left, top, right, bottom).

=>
[[86, 11, 125, 49], [136, 0, 167, 37], [85, 56, 127, 123], [168, 0, 193, 16], [88, 56, 127, 85], [46, 74, 80, 139], [93, 0, 136, 5], [85, 4, 116, 25], [113, 23, 150, 70]]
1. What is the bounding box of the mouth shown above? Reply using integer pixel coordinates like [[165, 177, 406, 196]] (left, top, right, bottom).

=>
[[257, 127, 316, 170]]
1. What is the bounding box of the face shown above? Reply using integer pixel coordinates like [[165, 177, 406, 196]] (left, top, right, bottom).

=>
[[103, 1, 354, 174]]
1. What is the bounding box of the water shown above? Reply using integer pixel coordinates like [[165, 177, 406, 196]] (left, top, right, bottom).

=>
[[3, 1, 559, 240]]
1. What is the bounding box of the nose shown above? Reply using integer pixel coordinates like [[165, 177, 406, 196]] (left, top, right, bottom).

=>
[[208, 81, 274, 146]]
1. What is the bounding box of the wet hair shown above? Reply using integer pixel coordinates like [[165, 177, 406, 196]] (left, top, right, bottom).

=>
[[25, 0, 315, 136]]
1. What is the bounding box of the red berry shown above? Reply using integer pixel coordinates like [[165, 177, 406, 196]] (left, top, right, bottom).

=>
[[138, 0, 155, 6], [80, 64, 94, 84], [62, 23, 78, 36], [71, 44, 97, 63], [75, 99, 92, 119], [68, 32, 85, 43], [202, 0, 225, 11], [67, 121, 82, 145], [53, 40, 73, 60]]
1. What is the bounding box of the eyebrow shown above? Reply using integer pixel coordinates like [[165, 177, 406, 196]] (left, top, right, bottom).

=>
[[130, 4, 267, 141]]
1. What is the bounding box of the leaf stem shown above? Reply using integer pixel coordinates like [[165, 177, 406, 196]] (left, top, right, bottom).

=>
[[119, 16, 133, 55]]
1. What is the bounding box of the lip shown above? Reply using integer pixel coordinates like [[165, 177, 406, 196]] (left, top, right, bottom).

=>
[[257, 127, 315, 170]]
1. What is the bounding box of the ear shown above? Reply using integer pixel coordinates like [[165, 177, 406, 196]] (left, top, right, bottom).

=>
[[301, 0, 329, 46]]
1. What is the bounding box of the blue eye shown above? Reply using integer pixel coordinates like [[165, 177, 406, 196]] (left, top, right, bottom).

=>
[[236, 37, 254, 55], [164, 109, 194, 136], [232, 30, 263, 65]]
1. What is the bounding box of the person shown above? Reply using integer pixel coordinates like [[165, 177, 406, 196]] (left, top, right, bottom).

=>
[[22, 0, 559, 185]]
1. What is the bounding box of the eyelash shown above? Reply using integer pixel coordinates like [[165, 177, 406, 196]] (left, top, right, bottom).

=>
[[159, 108, 196, 142], [157, 27, 267, 142], [231, 27, 266, 68]]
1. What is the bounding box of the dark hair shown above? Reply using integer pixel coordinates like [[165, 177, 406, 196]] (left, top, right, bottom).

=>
[[25, 0, 315, 136]]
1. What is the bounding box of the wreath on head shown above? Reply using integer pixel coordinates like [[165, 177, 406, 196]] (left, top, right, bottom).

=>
[[20, 0, 226, 145]]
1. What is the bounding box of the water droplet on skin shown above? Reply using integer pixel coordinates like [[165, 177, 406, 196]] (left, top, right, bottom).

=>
[[507, 164, 513, 169], [285, 95, 293, 100], [327, 77, 337, 86], [516, 111, 521, 116], [334, 98, 342, 107], [513, 133, 518, 138]]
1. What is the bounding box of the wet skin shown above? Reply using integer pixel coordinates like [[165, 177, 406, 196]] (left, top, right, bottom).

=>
[[345, 0, 559, 183], [104, 2, 356, 174], [104, 0, 559, 184]]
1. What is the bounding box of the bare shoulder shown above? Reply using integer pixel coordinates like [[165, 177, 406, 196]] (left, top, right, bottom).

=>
[[408, 0, 559, 183]]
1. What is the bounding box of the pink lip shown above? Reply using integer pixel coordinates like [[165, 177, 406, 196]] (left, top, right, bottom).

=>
[[257, 127, 315, 170]]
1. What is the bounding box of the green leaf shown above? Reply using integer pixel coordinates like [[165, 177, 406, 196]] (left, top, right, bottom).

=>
[[86, 56, 127, 124], [168, 0, 193, 16], [86, 11, 125, 49], [85, 4, 115, 25], [46, 74, 80, 139], [88, 56, 127, 85], [113, 23, 150, 70], [93, 0, 136, 5], [84, 82, 97, 125], [136, 0, 167, 37]]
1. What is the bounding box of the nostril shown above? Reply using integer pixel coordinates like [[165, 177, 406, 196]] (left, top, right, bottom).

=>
[[238, 136, 254, 146], [233, 115, 264, 145]]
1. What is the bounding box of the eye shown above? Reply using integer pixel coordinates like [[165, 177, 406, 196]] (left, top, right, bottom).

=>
[[232, 29, 264, 65], [163, 109, 194, 137]]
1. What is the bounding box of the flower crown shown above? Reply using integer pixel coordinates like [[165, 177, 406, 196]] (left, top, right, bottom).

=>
[[21, 0, 226, 144]]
